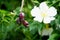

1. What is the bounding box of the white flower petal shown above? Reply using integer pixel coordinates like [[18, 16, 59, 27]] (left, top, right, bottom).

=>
[[43, 17, 55, 23], [34, 16, 43, 22], [31, 6, 40, 17], [42, 28, 53, 36], [39, 2, 49, 12], [43, 17, 51, 23], [48, 28, 53, 35], [50, 17, 55, 20], [47, 7, 57, 16]]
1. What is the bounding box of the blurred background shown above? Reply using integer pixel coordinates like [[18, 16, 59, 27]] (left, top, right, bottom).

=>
[[0, 0, 60, 40]]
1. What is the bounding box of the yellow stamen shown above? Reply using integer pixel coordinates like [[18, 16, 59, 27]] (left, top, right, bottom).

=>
[[41, 13, 47, 17]]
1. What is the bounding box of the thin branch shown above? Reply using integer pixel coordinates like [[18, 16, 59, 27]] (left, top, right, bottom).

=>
[[31, 0, 35, 6], [20, 0, 24, 12]]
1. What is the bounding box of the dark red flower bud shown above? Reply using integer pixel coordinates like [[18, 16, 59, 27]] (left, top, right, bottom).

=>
[[19, 12, 25, 19], [22, 20, 29, 27], [17, 12, 29, 27]]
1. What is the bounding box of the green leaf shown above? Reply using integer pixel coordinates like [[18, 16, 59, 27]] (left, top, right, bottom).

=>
[[33, 1, 39, 4], [48, 33, 60, 40]]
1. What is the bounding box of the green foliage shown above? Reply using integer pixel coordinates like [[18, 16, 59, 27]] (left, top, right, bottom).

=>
[[48, 33, 60, 40], [0, 0, 60, 40]]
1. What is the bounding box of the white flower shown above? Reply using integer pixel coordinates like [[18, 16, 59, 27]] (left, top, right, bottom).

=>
[[31, 2, 57, 23], [41, 28, 53, 36]]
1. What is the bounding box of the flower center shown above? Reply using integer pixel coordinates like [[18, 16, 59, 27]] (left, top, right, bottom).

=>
[[41, 13, 47, 17]]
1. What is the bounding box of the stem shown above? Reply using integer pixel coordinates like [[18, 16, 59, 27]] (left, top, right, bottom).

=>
[[50, 0, 60, 7], [20, 0, 24, 12], [40, 31, 42, 40], [46, 24, 49, 29], [31, 0, 35, 6]]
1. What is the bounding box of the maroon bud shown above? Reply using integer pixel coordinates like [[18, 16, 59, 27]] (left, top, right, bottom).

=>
[[22, 20, 29, 27], [19, 12, 25, 19]]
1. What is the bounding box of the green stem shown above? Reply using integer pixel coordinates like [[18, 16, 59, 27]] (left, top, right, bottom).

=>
[[20, 0, 24, 12], [46, 24, 49, 29]]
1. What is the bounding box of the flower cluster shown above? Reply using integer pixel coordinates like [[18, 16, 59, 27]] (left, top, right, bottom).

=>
[[31, 2, 57, 36], [17, 12, 29, 27]]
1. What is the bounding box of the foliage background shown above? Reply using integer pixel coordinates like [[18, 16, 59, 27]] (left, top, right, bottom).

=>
[[0, 0, 60, 40]]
